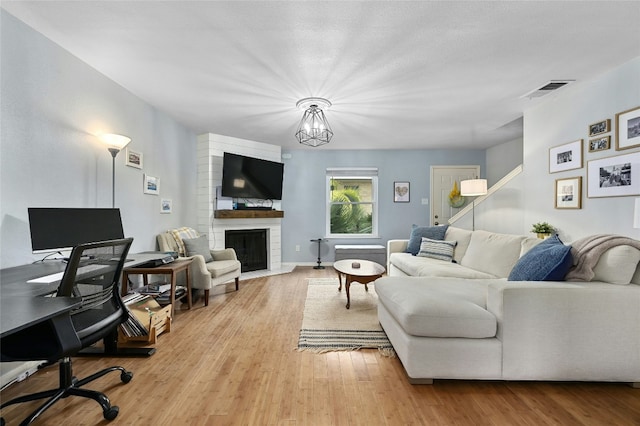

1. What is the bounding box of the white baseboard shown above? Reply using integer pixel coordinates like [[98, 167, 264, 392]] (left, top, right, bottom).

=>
[[1, 361, 44, 390]]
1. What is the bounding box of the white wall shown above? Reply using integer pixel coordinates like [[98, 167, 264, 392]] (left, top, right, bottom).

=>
[[480, 57, 640, 240], [0, 10, 197, 268], [486, 137, 523, 186]]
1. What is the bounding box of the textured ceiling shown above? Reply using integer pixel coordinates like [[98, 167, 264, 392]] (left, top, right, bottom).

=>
[[3, 1, 639, 150]]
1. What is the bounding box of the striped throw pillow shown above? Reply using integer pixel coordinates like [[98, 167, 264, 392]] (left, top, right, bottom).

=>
[[417, 237, 457, 262], [169, 227, 199, 256]]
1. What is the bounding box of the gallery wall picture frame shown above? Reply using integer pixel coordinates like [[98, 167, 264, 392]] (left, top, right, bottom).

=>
[[587, 151, 639, 198], [555, 176, 582, 209], [125, 148, 143, 169], [549, 139, 583, 173], [615, 106, 640, 150], [160, 198, 172, 213], [394, 181, 410, 202], [143, 174, 160, 195], [588, 119, 610, 137], [588, 135, 610, 152]]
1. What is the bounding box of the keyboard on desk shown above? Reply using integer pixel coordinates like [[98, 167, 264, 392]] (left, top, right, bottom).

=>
[[27, 264, 110, 284]]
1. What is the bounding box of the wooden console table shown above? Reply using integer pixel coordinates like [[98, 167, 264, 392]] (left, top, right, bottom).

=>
[[122, 259, 193, 317]]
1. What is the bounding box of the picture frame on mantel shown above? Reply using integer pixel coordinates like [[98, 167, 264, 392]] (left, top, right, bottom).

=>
[[549, 139, 583, 173], [394, 181, 410, 203], [616, 106, 640, 150], [555, 176, 581, 209], [587, 151, 639, 198]]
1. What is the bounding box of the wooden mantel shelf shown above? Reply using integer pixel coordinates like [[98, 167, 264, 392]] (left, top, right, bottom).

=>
[[214, 210, 284, 219]]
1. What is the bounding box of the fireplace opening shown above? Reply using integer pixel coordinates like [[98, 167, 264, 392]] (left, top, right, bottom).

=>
[[225, 229, 267, 272]]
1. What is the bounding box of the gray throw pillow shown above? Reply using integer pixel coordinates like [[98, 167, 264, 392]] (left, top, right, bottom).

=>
[[182, 235, 213, 263]]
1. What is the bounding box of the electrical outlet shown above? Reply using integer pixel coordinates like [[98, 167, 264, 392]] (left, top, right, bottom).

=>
[[295, 245, 300, 252]]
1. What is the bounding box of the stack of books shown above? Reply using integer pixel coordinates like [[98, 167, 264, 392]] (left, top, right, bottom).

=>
[[120, 293, 161, 337]]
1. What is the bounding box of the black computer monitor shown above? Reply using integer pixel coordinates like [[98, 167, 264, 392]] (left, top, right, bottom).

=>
[[28, 208, 125, 254]]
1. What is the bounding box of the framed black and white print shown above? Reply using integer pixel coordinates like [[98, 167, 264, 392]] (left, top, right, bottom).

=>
[[394, 181, 410, 202], [588, 119, 610, 137], [587, 151, 639, 198], [616, 106, 640, 150], [549, 139, 583, 173], [125, 148, 143, 169], [555, 176, 581, 209], [588, 136, 610, 152]]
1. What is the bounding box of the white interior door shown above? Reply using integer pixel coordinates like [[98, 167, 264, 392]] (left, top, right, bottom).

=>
[[430, 166, 480, 226]]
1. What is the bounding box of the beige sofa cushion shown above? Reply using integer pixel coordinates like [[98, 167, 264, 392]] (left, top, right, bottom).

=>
[[460, 230, 526, 278], [375, 277, 497, 338], [389, 253, 496, 279], [592, 245, 640, 285], [444, 226, 473, 264]]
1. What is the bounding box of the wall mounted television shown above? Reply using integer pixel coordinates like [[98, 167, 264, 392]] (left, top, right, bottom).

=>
[[221, 152, 284, 200], [28, 208, 125, 253]]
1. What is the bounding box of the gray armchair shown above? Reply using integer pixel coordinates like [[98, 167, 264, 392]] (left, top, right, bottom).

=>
[[157, 230, 241, 306]]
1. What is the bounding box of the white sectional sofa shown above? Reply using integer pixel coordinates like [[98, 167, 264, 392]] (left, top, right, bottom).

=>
[[376, 226, 640, 386]]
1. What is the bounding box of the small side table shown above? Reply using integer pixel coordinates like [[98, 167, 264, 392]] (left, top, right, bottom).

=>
[[122, 259, 193, 317]]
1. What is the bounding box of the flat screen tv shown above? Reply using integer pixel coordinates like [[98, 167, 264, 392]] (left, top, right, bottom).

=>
[[28, 208, 125, 253], [221, 152, 284, 200]]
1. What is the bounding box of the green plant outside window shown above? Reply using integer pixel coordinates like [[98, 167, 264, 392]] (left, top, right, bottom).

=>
[[328, 177, 375, 236]]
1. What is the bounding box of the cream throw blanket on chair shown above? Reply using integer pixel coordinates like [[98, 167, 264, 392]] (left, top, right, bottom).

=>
[[565, 234, 640, 281]]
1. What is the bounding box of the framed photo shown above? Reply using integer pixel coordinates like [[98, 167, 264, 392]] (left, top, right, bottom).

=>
[[143, 174, 160, 195], [125, 148, 143, 169], [555, 176, 582, 209], [616, 106, 640, 150], [588, 136, 610, 152], [549, 139, 583, 173], [394, 181, 410, 202], [588, 119, 610, 137], [587, 151, 639, 198], [160, 198, 172, 213]]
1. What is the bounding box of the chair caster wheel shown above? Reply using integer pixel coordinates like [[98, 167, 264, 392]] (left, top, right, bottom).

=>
[[120, 371, 133, 383], [104, 406, 119, 421]]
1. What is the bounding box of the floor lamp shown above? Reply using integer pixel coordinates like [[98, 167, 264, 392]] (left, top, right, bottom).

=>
[[100, 134, 131, 208], [460, 179, 487, 231]]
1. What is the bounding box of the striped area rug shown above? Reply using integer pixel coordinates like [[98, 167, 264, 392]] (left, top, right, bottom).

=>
[[296, 278, 395, 357]]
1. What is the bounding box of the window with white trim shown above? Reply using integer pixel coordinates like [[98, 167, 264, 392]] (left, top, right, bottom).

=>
[[326, 168, 378, 238]]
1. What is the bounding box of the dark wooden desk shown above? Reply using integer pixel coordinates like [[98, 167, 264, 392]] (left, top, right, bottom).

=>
[[0, 252, 172, 357], [0, 296, 81, 339], [122, 258, 194, 317]]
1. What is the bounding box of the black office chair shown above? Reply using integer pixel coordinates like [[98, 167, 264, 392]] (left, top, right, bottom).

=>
[[1, 238, 134, 425]]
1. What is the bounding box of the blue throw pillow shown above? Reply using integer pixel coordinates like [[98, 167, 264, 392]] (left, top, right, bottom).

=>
[[508, 234, 573, 281], [405, 224, 449, 256]]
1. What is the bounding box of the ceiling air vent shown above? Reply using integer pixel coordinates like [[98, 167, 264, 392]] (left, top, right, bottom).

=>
[[520, 80, 575, 99]]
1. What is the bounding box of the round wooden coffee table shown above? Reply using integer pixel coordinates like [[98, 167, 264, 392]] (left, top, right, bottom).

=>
[[333, 259, 385, 309]]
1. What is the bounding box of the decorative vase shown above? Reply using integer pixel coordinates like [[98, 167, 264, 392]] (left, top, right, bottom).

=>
[[537, 233, 551, 239]]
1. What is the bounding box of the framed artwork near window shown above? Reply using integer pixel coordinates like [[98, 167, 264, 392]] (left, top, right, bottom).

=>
[[143, 174, 160, 195], [549, 139, 582, 173], [587, 151, 639, 198], [615, 106, 640, 150], [555, 176, 581, 209], [394, 181, 410, 202]]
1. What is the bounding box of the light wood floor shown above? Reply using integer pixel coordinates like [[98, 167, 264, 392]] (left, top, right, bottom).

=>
[[1, 267, 639, 425]]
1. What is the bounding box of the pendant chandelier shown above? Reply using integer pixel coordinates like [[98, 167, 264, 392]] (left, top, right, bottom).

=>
[[295, 97, 333, 147]]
